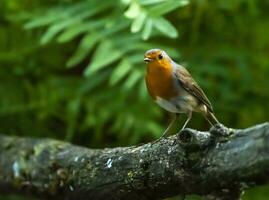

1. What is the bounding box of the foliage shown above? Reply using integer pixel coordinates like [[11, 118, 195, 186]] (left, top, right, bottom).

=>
[[0, 0, 269, 199], [0, 0, 187, 146]]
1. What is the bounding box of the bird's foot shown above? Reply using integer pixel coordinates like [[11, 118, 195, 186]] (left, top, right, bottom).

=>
[[210, 123, 235, 143], [210, 123, 233, 136]]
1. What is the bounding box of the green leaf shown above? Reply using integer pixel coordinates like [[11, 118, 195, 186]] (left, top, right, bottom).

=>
[[57, 19, 107, 43], [121, 0, 132, 4], [24, 9, 67, 29], [84, 40, 122, 76], [40, 20, 75, 44], [128, 53, 145, 64], [112, 34, 141, 51], [24, 1, 95, 29], [142, 18, 153, 40], [79, 71, 110, 94], [100, 19, 130, 38], [57, 20, 106, 43], [124, 1, 141, 19], [147, 0, 189, 16], [131, 12, 146, 33], [123, 70, 142, 90], [67, 20, 129, 68], [138, 79, 148, 100], [39, 2, 111, 44], [67, 33, 99, 68], [153, 17, 178, 38], [139, 0, 166, 5], [109, 59, 132, 86], [57, 22, 91, 43]]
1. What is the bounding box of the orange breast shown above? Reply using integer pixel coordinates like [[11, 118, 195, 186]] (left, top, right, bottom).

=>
[[145, 63, 178, 100]]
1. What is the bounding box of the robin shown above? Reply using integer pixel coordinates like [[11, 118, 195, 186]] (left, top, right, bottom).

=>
[[144, 49, 219, 138]]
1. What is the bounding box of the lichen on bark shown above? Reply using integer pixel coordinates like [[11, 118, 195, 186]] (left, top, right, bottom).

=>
[[0, 122, 269, 200]]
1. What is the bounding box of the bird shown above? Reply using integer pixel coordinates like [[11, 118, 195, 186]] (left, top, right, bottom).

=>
[[144, 49, 219, 138]]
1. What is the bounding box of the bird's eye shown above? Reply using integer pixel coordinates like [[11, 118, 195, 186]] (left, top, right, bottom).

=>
[[158, 54, 163, 60]]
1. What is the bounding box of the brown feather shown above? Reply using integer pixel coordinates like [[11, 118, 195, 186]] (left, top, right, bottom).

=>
[[174, 65, 214, 113]]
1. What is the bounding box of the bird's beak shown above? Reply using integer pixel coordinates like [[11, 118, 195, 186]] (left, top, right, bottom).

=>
[[144, 57, 153, 62]]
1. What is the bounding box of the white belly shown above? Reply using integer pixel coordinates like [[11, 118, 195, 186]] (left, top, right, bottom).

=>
[[156, 97, 179, 113], [155, 95, 197, 113]]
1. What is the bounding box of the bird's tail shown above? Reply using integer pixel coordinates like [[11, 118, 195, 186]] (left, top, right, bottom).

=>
[[204, 111, 220, 126]]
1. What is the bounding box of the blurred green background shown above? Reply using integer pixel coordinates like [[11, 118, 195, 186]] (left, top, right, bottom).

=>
[[0, 0, 268, 199]]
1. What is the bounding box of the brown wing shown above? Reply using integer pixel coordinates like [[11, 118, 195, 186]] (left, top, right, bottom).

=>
[[175, 65, 214, 113]]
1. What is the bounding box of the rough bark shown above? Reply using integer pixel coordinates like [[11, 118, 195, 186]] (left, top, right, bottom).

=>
[[0, 123, 269, 200]]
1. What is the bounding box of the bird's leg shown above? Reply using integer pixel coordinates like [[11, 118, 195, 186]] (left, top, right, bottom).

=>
[[152, 114, 179, 144], [203, 112, 231, 137], [161, 113, 179, 138], [203, 114, 213, 126], [203, 109, 220, 126], [181, 111, 192, 130]]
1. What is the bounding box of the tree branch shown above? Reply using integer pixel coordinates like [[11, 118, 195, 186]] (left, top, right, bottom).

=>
[[0, 123, 269, 200]]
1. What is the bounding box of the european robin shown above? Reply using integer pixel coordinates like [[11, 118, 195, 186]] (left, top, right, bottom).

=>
[[144, 49, 219, 138]]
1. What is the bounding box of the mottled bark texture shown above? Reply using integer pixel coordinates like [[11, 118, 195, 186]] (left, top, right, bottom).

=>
[[0, 123, 269, 200]]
